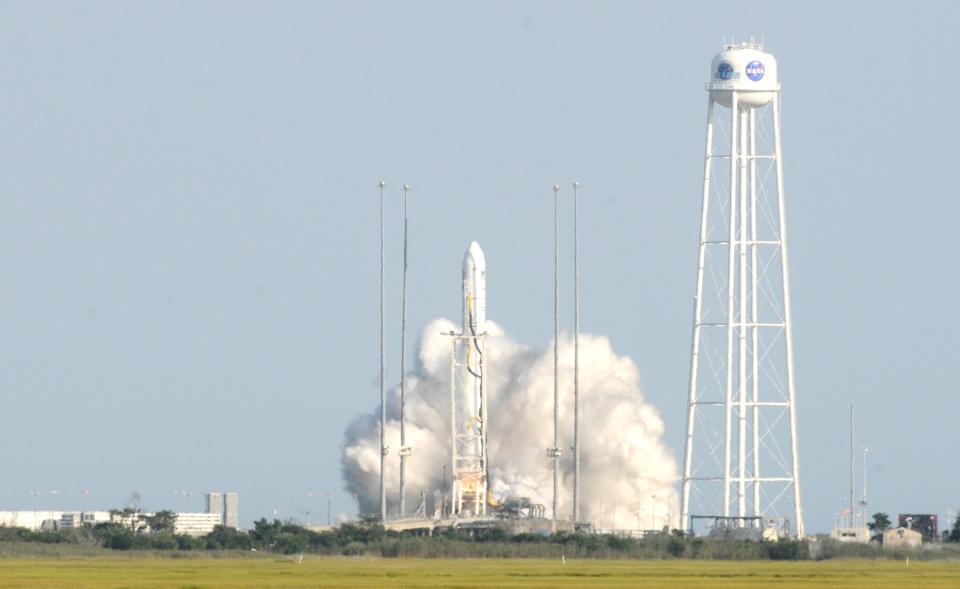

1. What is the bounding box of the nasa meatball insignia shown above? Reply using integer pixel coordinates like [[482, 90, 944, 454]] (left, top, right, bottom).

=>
[[745, 60, 765, 81]]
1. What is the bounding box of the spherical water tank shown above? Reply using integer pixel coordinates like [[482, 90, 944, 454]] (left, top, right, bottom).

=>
[[708, 43, 778, 108]]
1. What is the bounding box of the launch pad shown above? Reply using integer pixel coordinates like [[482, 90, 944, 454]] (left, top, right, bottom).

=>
[[381, 514, 573, 537]]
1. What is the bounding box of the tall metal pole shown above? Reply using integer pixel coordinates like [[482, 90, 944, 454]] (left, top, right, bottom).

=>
[[399, 184, 411, 517], [850, 403, 854, 527], [651, 495, 657, 530], [572, 180, 581, 524], [635, 494, 641, 533], [681, 96, 715, 532], [378, 180, 387, 522], [861, 447, 869, 522], [551, 184, 561, 522], [773, 92, 805, 538]]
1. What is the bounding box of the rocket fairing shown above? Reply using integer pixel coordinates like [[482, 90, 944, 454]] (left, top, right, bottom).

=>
[[462, 241, 486, 337]]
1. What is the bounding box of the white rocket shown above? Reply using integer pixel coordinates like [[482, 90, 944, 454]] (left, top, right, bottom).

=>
[[462, 241, 486, 336], [461, 241, 486, 421]]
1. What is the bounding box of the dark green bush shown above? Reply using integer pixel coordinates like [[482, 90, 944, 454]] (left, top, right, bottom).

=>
[[766, 540, 807, 561], [667, 536, 686, 557]]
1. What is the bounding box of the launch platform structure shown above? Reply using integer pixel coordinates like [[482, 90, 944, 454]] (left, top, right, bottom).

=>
[[680, 42, 804, 538], [448, 241, 489, 517]]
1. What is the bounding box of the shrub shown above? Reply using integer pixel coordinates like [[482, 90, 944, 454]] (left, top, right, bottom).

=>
[[105, 531, 134, 550], [667, 537, 686, 558], [380, 539, 401, 557], [766, 540, 806, 561]]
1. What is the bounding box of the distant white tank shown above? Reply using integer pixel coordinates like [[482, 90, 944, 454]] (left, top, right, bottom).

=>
[[708, 42, 778, 108]]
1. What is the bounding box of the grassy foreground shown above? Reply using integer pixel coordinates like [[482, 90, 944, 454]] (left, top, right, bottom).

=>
[[1, 557, 960, 588]]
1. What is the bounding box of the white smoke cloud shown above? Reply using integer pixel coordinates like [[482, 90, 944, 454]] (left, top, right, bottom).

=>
[[341, 318, 679, 530]]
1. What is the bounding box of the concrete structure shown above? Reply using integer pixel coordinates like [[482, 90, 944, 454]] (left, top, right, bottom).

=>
[[173, 512, 222, 536], [0, 511, 64, 531], [0, 511, 110, 531], [202, 490, 239, 529], [204, 492, 222, 515], [60, 511, 111, 529], [681, 41, 804, 538], [830, 527, 871, 544], [884, 527, 922, 548], [224, 492, 239, 529], [0, 508, 222, 536]]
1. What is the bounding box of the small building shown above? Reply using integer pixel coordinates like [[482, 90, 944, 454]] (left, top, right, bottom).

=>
[[60, 511, 111, 529], [173, 512, 222, 536], [0, 511, 63, 531], [830, 527, 871, 544], [883, 527, 922, 548]]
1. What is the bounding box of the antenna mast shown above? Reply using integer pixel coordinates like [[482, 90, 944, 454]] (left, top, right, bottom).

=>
[[399, 184, 412, 517], [547, 185, 562, 525], [378, 180, 387, 522], [850, 403, 855, 527], [573, 180, 581, 524]]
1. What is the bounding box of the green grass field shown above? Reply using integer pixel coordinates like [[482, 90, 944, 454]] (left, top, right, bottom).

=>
[[1, 557, 960, 588]]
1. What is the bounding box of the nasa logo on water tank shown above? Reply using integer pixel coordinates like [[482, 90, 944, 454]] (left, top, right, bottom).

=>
[[745, 60, 765, 81], [715, 61, 739, 80]]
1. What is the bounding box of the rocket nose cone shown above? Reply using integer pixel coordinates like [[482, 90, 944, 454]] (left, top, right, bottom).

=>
[[464, 241, 485, 267]]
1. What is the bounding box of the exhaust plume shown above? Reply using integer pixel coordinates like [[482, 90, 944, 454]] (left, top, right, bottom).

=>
[[341, 318, 678, 530]]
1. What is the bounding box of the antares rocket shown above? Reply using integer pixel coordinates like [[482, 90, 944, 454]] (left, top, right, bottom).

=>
[[451, 241, 489, 516], [462, 241, 486, 332], [462, 241, 486, 415]]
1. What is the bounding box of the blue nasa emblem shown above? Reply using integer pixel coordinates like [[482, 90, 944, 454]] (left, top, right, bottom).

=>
[[716, 61, 736, 80], [745, 61, 765, 81]]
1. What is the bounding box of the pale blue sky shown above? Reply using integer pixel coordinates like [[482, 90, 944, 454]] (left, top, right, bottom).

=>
[[0, 1, 956, 532]]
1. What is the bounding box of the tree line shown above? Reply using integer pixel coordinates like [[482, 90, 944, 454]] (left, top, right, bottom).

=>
[[0, 519, 803, 559], [4, 513, 960, 559]]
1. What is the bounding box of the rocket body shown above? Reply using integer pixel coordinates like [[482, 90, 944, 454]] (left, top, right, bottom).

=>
[[461, 241, 486, 422], [462, 241, 486, 336]]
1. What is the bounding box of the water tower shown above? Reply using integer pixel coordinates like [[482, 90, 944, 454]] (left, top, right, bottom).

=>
[[679, 42, 804, 538]]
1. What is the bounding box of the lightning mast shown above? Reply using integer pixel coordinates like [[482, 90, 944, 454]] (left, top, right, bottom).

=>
[[547, 185, 562, 524], [573, 180, 581, 524], [399, 184, 412, 517], [378, 180, 387, 522]]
